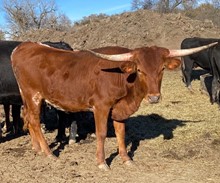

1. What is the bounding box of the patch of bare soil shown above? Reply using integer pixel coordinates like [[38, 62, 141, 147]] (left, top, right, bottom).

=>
[[1, 9, 220, 183]]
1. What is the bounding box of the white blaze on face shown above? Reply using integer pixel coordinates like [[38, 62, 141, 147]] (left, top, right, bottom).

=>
[[32, 92, 42, 106]]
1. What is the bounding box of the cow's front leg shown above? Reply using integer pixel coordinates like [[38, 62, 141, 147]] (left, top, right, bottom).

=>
[[181, 60, 194, 92], [93, 108, 109, 170], [113, 120, 132, 165]]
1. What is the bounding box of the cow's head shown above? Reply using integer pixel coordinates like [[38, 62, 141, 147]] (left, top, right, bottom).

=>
[[89, 42, 218, 104]]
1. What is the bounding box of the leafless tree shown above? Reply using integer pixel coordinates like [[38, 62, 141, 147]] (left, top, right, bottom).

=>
[[132, 0, 154, 10], [181, 0, 197, 10], [185, 2, 220, 26], [156, 0, 195, 13], [131, 0, 195, 12], [2, 0, 72, 37], [212, 0, 220, 8]]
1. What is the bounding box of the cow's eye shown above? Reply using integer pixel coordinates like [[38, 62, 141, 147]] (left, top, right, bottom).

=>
[[138, 69, 147, 76], [137, 69, 143, 74]]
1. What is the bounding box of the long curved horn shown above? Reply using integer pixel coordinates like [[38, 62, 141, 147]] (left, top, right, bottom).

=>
[[168, 42, 218, 57], [87, 49, 133, 61]]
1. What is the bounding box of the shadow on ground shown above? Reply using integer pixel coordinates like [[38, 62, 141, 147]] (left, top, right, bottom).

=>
[[105, 113, 189, 165]]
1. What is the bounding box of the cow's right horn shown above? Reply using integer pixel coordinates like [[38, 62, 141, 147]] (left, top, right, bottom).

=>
[[168, 42, 218, 57], [87, 50, 133, 61]]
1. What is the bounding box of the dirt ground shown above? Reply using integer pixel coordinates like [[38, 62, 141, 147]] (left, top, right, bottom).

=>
[[0, 69, 220, 183], [1, 9, 220, 183]]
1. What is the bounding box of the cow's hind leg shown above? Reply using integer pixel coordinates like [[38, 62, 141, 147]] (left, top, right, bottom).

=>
[[29, 112, 53, 156], [113, 120, 132, 165], [29, 106, 53, 156], [56, 110, 67, 142], [3, 104, 13, 133], [12, 104, 22, 134], [23, 94, 53, 157], [211, 77, 220, 105], [22, 104, 41, 152], [69, 120, 77, 144]]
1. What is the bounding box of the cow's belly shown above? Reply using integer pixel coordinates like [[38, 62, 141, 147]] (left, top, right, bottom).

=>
[[44, 98, 93, 113]]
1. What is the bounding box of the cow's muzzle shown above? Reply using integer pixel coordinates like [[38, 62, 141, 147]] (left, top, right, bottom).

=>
[[147, 94, 161, 104]]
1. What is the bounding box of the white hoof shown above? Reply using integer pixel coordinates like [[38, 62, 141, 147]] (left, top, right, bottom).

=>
[[69, 139, 76, 145], [124, 160, 134, 166], [98, 163, 110, 171]]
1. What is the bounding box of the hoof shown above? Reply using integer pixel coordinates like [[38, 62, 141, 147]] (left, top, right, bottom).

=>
[[32, 146, 42, 154], [187, 87, 194, 94], [37, 151, 44, 156], [47, 154, 57, 160], [124, 160, 134, 166], [200, 89, 209, 96], [98, 163, 110, 171], [69, 139, 76, 145], [90, 133, 96, 138]]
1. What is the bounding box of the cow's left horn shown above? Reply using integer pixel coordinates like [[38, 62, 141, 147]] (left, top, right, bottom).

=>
[[87, 50, 133, 61], [168, 42, 218, 57]]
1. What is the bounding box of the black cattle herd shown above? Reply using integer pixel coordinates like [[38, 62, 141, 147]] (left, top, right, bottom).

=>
[[181, 37, 220, 104], [0, 37, 219, 151]]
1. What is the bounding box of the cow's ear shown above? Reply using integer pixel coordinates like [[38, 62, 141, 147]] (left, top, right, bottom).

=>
[[165, 58, 181, 70], [120, 61, 137, 73]]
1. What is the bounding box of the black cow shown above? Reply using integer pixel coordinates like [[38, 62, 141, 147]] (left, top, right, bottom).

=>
[[210, 43, 220, 105], [181, 37, 220, 91], [0, 40, 77, 140], [0, 40, 23, 134]]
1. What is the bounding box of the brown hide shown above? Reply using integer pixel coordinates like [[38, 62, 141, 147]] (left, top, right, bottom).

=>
[[11, 42, 147, 168], [111, 72, 147, 121], [12, 42, 140, 114]]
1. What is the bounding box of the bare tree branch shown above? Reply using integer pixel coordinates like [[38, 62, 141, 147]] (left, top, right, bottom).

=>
[[2, 0, 71, 37]]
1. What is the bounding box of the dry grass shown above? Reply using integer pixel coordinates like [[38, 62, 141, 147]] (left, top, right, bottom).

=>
[[125, 68, 220, 162]]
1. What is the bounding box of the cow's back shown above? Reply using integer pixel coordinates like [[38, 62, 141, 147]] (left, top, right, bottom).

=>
[[11, 42, 134, 112], [0, 41, 22, 104], [92, 46, 131, 55]]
